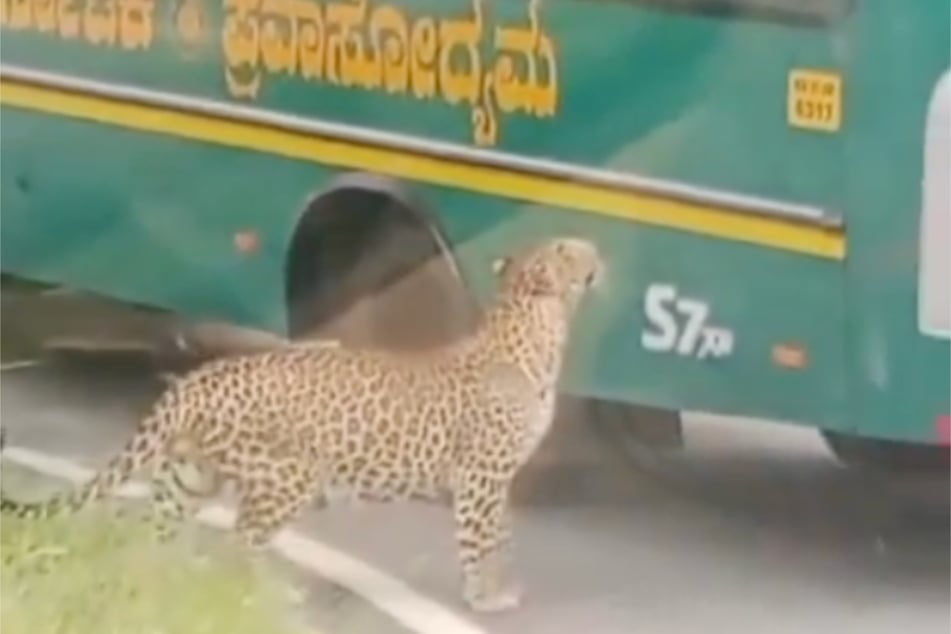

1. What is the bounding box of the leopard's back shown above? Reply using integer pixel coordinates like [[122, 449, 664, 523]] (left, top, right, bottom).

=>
[[170, 345, 485, 503]]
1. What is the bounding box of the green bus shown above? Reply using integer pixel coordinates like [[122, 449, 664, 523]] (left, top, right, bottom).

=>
[[1, 0, 948, 469]]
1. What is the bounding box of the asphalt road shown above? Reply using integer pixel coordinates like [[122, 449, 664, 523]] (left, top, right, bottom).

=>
[[1, 353, 948, 634]]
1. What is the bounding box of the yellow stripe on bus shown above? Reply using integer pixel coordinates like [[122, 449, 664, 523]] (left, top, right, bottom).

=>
[[0, 79, 846, 260]]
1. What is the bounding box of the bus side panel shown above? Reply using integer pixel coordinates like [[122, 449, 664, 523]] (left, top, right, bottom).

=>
[[0, 0, 856, 428], [0, 107, 315, 333], [842, 1, 950, 444], [0, 0, 847, 209], [0, 100, 850, 427], [424, 186, 851, 430]]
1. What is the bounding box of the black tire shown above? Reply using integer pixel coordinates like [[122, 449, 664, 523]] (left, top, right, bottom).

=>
[[285, 175, 479, 350], [822, 430, 951, 473]]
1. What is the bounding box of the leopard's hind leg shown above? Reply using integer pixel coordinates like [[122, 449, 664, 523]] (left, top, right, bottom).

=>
[[233, 458, 325, 550], [147, 450, 218, 543]]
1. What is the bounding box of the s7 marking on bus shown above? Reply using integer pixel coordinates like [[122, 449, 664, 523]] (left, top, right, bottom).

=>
[[641, 283, 734, 360]]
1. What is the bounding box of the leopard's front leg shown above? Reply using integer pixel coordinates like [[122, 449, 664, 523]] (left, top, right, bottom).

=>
[[451, 469, 522, 612]]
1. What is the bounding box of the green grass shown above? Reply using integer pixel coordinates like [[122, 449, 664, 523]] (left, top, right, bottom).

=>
[[0, 474, 314, 634]]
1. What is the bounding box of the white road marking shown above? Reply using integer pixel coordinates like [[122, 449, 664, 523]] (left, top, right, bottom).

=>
[[2, 445, 487, 634]]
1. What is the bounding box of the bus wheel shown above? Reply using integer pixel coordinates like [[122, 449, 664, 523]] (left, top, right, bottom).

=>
[[821, 430, 951, 473], [284, 174, 479, 351]]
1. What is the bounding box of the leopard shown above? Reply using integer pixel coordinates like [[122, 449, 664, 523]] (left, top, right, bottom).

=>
[[0, 235, 605, 612]]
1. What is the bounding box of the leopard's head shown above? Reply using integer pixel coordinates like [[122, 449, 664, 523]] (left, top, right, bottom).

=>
[[492, 236, 605, 313]]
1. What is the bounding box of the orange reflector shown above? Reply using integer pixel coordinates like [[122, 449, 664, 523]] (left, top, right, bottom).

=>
[[937, 415, 950, 446], [772, 343, 809, 369], [234, 230, 260, 254]]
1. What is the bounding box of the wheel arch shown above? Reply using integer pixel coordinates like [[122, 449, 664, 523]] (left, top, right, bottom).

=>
[[282, 172, 478, 346]]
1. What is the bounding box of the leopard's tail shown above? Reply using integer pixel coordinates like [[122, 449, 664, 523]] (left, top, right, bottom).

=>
[[0, 412, 171, 521]]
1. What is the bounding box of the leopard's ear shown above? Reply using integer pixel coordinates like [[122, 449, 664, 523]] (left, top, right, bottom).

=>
[[492, 255, 512, 277]]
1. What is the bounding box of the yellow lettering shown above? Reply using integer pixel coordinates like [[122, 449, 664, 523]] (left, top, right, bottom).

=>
[[1, 0, 158, 51], [117, 0, 154, 50], [437, 0, 497, 145], [33, 0, 56, 32], [409, 17, 436, 99], [260, 0, 297, 74], [57, 0, 81, 38], [532, 30, 558, 117], [7, 0, 32, 29], [222, 0, 263, 99], [296, 0, 325, 80], [175, 0, 207, 51], [472, 75, 497, 146], [84, 0, 118, 46], [344, 1, 381, 89], [326, 0, 379, 89], [209, 0, 559, 146], [492, 0, 558, 117], [437, 0, 481, 106], [369, 4, 408, 94]]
